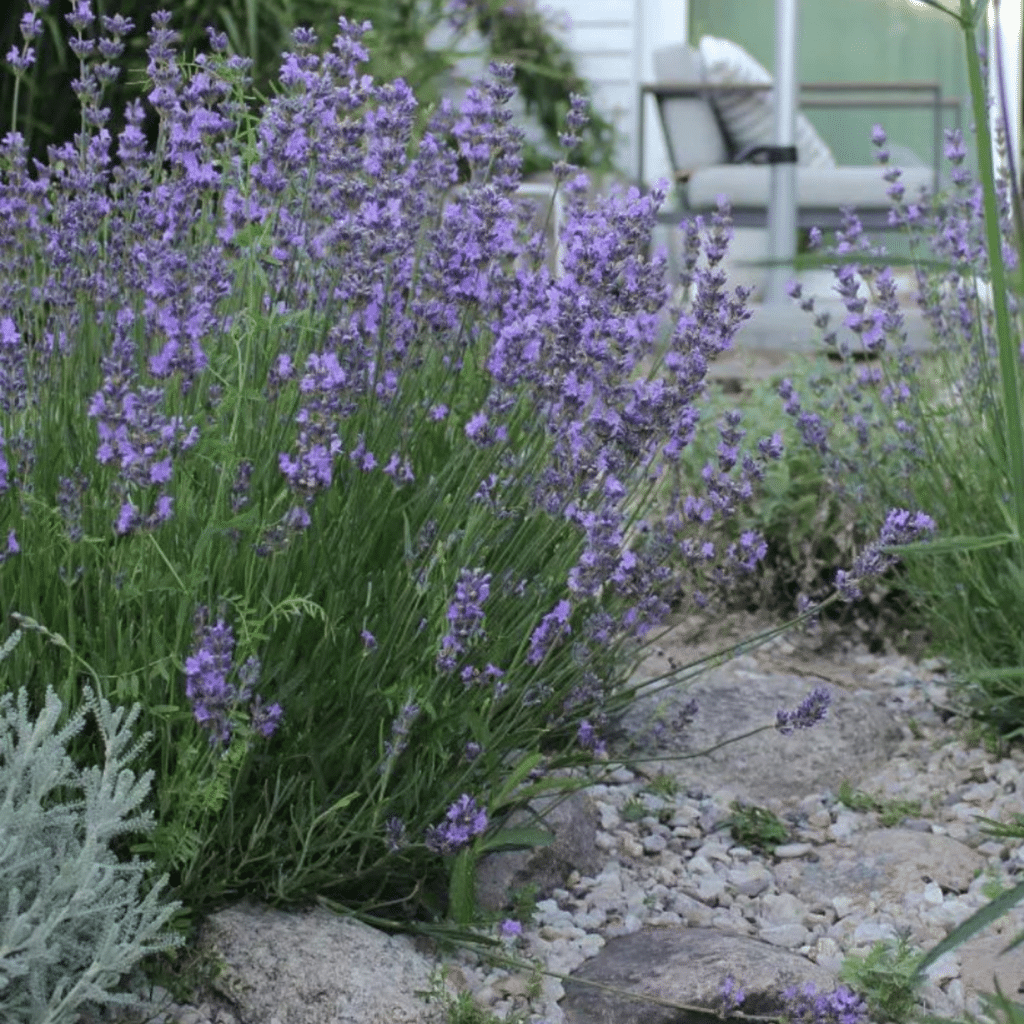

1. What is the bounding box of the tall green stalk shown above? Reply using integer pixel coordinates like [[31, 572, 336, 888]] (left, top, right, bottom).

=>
[[961, 0, 1024, 555]]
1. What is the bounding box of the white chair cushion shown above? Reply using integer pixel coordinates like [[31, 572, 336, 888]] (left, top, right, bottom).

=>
[[684, 164, 934, 210], [698, 35, 836, 169], [652, 44, 729, 172]]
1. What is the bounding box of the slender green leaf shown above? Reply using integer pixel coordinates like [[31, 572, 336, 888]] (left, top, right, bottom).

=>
[[490, 752, 544, 809], [880, 533, 1018, 557], [476, 825, 553, 855], [448, 847, 476, 925], [913, 877, 1024, 979]]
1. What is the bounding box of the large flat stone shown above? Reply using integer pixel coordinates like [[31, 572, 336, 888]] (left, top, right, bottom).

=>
[[192, 900, 449, 1024], [475, 791, 601, 914], [613, 660, 906, 807], [562, 927, 839, 1024]]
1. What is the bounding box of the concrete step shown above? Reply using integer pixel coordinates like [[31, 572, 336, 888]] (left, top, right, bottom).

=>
[[704, 298, 939, 391], [640, 292, 954, 412]]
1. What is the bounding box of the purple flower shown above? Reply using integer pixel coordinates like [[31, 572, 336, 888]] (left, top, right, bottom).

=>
[[385, 816, 406, 852], [88, 312, 201, 535], [66, 0, 95, 33], [836, 508, 937, 602], [6, 45, 36, 74], [528, 599, 572, 665], [424, 794, 488, 854], [781, 983, 869, 1024], [380, 700, 420, 770], [248, 694, 284, 738], [116, 500, 141, 536], [224, 461, 252, 516], [184, 606, 283, 746], [56, 471, 89, 543], [437, 568, 492, 672], [499, 918, 523, 937], [776, 687, 832, 735], [465, 410, 490, 442], [444, 0, 475, 31], [944, 128, 967, 166], [559, 93, 589, 149], [719, 976, 745, 1013]]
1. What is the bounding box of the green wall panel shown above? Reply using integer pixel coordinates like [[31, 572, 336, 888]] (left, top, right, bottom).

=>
[[689, 0, 971, 175]]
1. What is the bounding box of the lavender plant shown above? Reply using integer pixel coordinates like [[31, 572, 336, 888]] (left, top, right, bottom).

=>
[[670, 358, 956, 650], [1, 0, 617, 181], [0, 0, 810, 942], [775, 12, 1024, 741], [0, 1, 942, 1017]]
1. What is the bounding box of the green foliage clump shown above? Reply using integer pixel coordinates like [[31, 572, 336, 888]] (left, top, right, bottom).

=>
[[837, 936, 927, 1024], [669, 356, 938, 648], [836, 780, 922, 827], [0, 630, 183, 1024], [0, 0, 617, 178], [721, 800, 790, 855]]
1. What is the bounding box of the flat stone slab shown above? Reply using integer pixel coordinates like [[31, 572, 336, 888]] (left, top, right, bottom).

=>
[[612, 660, 907, 806], [562, 927, 839, 1024]]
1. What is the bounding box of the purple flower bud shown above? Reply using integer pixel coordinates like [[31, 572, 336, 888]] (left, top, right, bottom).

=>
[[528, 599, 572, 665], [424, 794, 488, 854], [184, 607, 283, 745], [720, 976, 745, 1012], [776, 687, 831, 735], [66, 0, 95, 32], [385, 816, 406, 852], [19, 13, 43, 42]]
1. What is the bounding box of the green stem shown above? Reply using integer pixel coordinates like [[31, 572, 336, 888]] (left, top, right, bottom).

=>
[[962, 0, 1024, 559]]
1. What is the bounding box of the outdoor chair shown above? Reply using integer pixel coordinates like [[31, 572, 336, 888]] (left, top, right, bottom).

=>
[[638, 38, 962, 231]]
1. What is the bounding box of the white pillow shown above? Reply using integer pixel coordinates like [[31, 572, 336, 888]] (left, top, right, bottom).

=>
[[698, 35, 836, 169]]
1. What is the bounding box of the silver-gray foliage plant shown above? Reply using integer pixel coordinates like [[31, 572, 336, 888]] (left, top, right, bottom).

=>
[[0, 626, 184, 1024]]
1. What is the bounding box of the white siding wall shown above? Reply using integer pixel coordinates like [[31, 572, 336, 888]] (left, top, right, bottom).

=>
[[551, 0, 637, 175], [553, 0, 689, 184], [435, 0, 691, 185]]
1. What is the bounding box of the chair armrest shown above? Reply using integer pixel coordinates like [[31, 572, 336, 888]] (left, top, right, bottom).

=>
[[797, 82, 954, 192], [798, 81, 940, 111], [641, 82, 775, 101], [637, 79, 959, 196]]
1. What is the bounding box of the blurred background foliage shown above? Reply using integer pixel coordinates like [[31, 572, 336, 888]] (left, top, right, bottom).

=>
[[0, 0, 618, 176]]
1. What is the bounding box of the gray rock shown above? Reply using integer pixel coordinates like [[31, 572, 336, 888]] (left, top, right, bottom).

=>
[[191, 901, 449, 1024], [474, 791, 601, 913], [615, 661, 907, 805], [788, 828, 987, 914], [561, 928, 840, 1024]]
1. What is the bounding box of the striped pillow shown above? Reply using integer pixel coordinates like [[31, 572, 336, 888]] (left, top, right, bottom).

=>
[[698, 35, 836, 169]]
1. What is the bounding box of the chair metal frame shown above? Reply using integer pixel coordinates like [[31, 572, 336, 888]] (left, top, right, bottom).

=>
[[637, 80, 963, 230]]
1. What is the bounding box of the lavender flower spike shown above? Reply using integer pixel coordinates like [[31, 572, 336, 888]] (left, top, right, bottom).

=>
[[424, 793, 488, 854], [776, 687, 831, 736], [836, 507, 937, 602], [184, 607, 283, 746], [780, 982, 869, 1024]]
